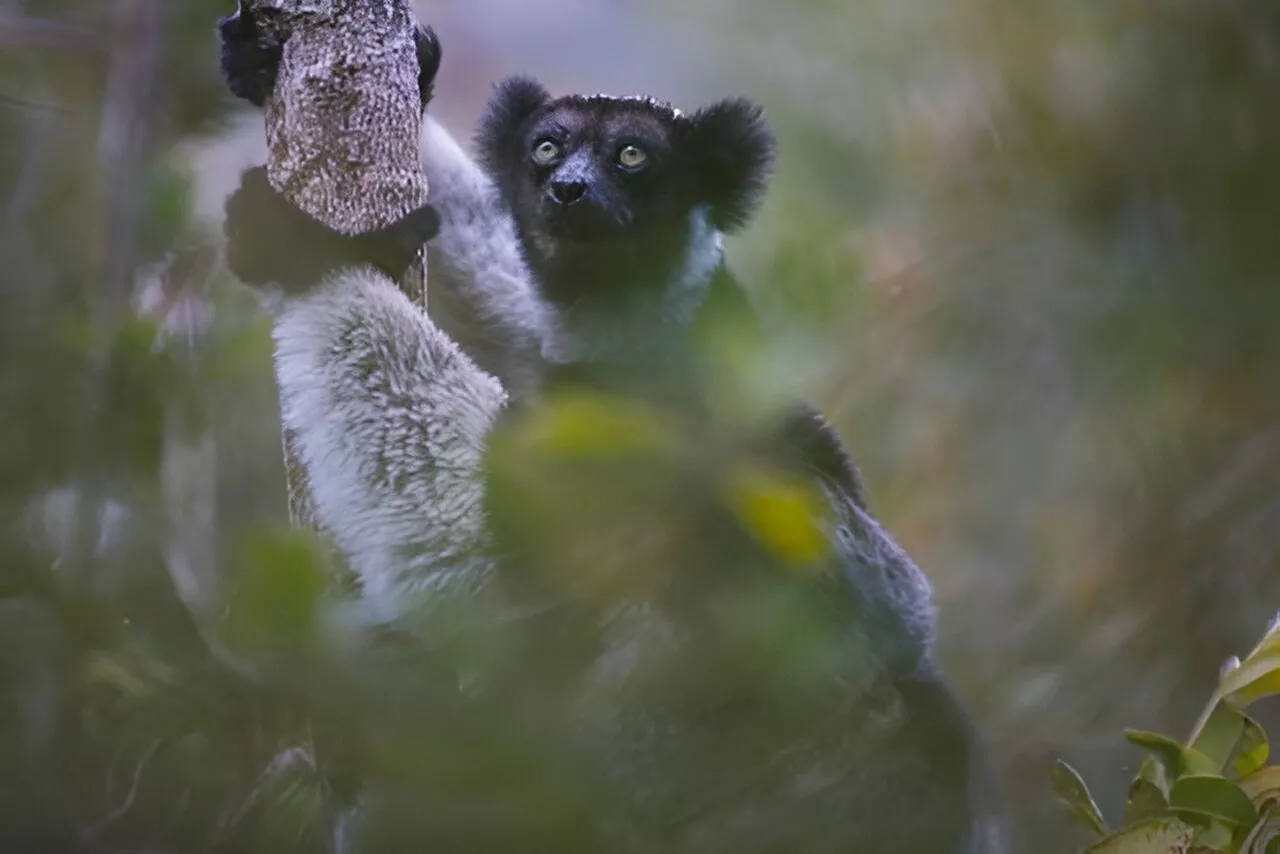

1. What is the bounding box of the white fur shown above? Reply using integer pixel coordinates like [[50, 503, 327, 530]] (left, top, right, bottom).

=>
[[582, 93, 685, 119], [273, 266, 506, 597]]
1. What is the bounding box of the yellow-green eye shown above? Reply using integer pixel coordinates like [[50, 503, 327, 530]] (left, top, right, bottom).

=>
[[617, 144, 648, 169], [532, 139, 561, 165]]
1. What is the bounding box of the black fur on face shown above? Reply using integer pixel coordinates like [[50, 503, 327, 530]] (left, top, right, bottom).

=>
[[474, 76, 776, 304]]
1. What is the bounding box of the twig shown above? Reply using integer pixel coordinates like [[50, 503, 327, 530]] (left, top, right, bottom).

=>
[[82, 739, 163, 839]]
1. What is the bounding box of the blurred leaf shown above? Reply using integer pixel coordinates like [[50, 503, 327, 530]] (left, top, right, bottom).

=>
[[722, 463, 833, 567], [1052, 759, 1109, 838], [1137, 755, 1174, 801], [1191, 818, 1235, 851], [1240, 767, 1280, 810], [1125, 777, 1170, 826], [514, 390, 674, 458], [221, 528, 330, 661], [83, 651, 149, 699], [1222, 615, 1280, 707], [1240, 805, 1280, 854], [1189, 705, 1245, 772], [1083, 818, 1195, 854], [1169, 775, 1259, 828], [1233, 716, 1270, 780], [1127, 730, 1191, 784]]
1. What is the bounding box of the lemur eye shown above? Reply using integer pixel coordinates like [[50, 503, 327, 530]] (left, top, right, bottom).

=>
[[532, 139, 561, 165], [617, 144, 649, 170]]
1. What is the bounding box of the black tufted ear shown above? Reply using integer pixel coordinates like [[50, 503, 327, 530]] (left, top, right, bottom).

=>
[[687, 98, 777, 232], [474, 76, 553, 196]]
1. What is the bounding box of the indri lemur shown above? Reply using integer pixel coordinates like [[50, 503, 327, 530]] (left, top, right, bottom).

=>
[[220, 10, 1004, 852]]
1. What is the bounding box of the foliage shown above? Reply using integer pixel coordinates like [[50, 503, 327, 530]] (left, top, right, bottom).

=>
[[4, 0, 1280, 850], [1054, 616, 1280, 853]]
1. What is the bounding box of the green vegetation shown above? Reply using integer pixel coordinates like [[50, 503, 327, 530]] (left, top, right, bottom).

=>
[[2, 1, 1279, 851], [1055, 616, 1280, 853]]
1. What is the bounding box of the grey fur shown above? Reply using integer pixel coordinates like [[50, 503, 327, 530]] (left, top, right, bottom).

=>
[[418, 116, 552, 403], [825, 482, 939, 674]]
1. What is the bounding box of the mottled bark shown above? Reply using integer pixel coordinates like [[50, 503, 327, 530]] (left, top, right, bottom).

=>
[[239, 0, 429, 530]]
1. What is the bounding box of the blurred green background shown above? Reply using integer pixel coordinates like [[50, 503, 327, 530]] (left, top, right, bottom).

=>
[[3, 0, 1280, 851]]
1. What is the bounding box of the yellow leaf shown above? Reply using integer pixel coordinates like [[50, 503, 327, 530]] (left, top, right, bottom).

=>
[[1084, 818, 1195, 854], [1221, 614, 1280, 707], [1223, 660, 1280, 707], [516, 390, 672, 458], [723, 464, 832, 567], [1240, 766, 1280, 809]]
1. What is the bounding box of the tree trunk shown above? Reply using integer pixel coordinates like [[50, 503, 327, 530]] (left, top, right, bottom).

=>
[[241, 0, 429, 530]]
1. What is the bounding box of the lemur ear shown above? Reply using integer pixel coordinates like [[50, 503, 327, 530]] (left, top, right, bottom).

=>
[[688, 98, 777, 232], [475, 75, 553, 188]]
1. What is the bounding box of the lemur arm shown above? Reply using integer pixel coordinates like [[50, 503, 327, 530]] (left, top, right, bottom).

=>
[[418, 116, 551, 402], [224, 167, 505, 598]]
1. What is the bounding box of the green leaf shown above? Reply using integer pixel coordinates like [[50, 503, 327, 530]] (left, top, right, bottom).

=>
[[1190, 704, 1248, 772], [1124, 777, 1170, 826], [1127, 730, 1189, 784], [1187, 702, 1270, 780], [1083, 818, 1195, 854], [1183, 747, 1225, 777], [222, 528, 331, 660], [1169, 774, 1259, 828], [1234, 715, 1271, 779], [1192, 818, 1236, 851], [83, 652, 150, 699], [1052, 759, 1110, 838], [1136, 755, 1173, 799]]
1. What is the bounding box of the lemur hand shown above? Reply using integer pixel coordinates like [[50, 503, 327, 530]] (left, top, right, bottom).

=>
[[218, 1, 442, 110], [223, 166, 440, 294], [217, 1, 282, 108]]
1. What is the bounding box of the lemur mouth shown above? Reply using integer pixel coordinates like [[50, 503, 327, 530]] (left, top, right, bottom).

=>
[[541, 203, 628, 244]]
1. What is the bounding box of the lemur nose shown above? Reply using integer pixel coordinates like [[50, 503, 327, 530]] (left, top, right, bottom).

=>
[[549, 180, 587, 206]]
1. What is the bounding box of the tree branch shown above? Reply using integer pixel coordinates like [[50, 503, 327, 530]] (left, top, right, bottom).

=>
[[236, 0, 430, 529]]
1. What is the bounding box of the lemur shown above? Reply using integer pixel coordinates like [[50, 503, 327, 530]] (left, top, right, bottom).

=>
[[220, 10, 1004, 853]]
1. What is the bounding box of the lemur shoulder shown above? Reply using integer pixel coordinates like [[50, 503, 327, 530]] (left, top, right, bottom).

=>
[[219, 11, 1003, 852]]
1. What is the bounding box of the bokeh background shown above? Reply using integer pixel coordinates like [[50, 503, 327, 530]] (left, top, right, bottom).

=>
[[4, 0, 1280, 851]]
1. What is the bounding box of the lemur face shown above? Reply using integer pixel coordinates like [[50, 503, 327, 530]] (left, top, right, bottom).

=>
[[475, 77, 777, 300], [514, 97, 688, 247]]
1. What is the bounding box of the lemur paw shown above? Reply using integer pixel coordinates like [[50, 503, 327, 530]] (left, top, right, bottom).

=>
[[223, 166, 440, 294], [415, 24, 442, 109], [218, 2, 283, 108]]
